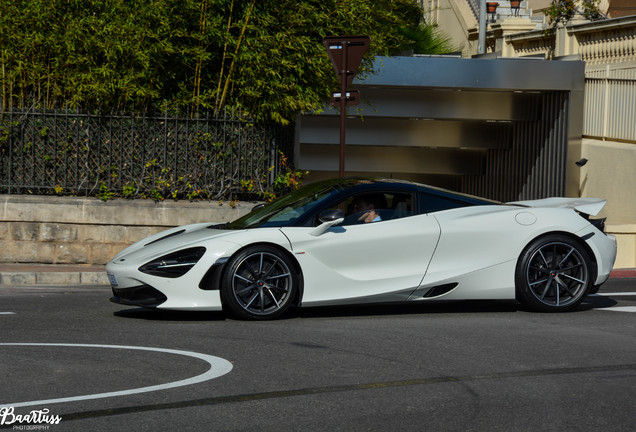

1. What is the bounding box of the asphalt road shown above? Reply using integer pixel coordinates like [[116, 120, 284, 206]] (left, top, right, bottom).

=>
[[1, 279, 635, 431]]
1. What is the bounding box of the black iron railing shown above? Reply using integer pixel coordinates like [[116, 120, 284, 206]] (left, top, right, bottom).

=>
[[0, 104, 295, 200]]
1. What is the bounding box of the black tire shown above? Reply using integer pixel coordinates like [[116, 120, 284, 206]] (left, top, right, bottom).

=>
[[515, 234, 594, 312], [221, 245, 297, 320]]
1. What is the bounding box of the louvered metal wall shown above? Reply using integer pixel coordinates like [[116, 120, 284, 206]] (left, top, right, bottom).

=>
[[584, 67, 636, 142], [461, 92, 569, 202], [298, 57, 583, 203]]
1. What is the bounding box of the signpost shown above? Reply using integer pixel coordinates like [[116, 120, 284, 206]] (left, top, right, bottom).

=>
[[323, 36, 370, 177], [330, 90, 360, 107]]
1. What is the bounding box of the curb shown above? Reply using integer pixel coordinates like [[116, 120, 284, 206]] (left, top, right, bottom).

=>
[[609, 268, 636, 279], [0, 264, 108, 287]]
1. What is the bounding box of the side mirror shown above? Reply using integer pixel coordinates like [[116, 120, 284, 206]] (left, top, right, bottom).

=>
[[250, 203, 266, 213], [310, 209, 345, 236], [318, 209, 345, 223]]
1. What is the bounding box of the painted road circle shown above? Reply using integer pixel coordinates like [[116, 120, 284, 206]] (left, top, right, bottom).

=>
[[0, 343, 233, 409]]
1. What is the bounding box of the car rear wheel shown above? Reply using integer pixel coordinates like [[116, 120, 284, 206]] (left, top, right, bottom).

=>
[[221, 246, 297, 320], [516, 235, 593, 312]]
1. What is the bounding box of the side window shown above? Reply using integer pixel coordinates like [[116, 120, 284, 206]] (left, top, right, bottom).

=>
[[418, 192, 473, 214], [324, 192, 414, 226]]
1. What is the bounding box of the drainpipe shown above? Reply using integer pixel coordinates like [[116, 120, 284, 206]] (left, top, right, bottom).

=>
[[478, 0, 486, 54]]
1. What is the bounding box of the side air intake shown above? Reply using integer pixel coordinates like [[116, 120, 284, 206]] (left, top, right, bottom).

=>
[[422, 283, 458, 298]]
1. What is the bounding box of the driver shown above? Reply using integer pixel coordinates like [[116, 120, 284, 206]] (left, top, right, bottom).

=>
[[352, 195, 385, 223]]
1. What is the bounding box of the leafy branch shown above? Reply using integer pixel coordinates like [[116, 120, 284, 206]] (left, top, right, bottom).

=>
[[0, 0, 451, 124], [544, 0, 606, 33]]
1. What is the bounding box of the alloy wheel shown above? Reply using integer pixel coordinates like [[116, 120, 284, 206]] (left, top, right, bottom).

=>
[[231, 251, 293, 317], [525, 241, 589, 308]]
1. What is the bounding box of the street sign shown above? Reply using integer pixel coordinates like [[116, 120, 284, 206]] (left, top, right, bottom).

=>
[[330, 90, 360, 107], [323, 36, 370, 177], [323, 36, 370, 88]]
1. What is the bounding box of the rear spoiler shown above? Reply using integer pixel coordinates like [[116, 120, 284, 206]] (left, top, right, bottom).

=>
[[507, 197, 607, 217]]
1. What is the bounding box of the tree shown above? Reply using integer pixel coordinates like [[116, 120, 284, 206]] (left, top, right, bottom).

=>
[[544, 0, 605, 31], [0, 0, 453, 123], [396, 23, 456, 55]]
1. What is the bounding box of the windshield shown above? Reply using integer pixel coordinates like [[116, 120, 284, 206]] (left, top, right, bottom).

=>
[[225, 182, 344, 229]]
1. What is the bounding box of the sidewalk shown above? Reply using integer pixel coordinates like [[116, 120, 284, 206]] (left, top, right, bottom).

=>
[[0, 263, 634, 287], [609, 268, 636, 279]]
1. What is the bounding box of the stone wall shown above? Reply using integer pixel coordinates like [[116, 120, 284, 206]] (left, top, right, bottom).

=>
[[0, 195, 256, 266]]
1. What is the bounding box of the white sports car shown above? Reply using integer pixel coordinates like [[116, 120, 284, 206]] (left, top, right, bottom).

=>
[[107, 178, 617, 320]]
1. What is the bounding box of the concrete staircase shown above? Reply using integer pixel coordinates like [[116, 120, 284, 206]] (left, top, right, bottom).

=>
[[467, 0, 544, 26]]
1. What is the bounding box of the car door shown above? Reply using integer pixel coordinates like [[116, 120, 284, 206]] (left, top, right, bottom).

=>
[[280, 210, 441, 306]]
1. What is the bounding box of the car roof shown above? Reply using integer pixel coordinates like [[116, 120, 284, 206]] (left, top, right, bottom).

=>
[[310, 177, 500, 205]]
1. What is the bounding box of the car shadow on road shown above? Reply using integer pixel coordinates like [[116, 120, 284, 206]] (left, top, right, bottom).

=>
[[112, 295, 615, 321], [113, 308, 228, 321], [292, 300, 521, 319], [112, 300, 519, 321], [578, 294, 618, 311]]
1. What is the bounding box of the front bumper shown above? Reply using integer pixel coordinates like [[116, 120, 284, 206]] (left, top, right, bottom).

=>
[[110, 285, 168, 308], [106, 261, 224, 311]]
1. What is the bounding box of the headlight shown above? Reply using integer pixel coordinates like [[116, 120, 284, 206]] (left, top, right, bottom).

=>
[[139, 247, 206, 278]]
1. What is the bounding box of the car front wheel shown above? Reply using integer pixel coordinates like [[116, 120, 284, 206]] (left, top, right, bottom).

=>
[[221, 246, 297, 320], [516, 235, 593, 312]]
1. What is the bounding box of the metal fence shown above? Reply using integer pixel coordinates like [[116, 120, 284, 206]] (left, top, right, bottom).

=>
[[0, 104, 295, 200]]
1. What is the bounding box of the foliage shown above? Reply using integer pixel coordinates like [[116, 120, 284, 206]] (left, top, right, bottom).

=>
[[241, 151, 308, 202], [0, 106, 296, 202], [396, 23, 456, 55], [91, 150, 301, 203], [0, 1, 458, 202], [544, 0, 605, 31], [0, 0, 440, 125]]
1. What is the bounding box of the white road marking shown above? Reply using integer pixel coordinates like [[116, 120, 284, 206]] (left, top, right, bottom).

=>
[[599, 306, 636, 313], [0, 312, 15, 315], [0, 343, 233, 409], [590, 292, 636, 313]]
